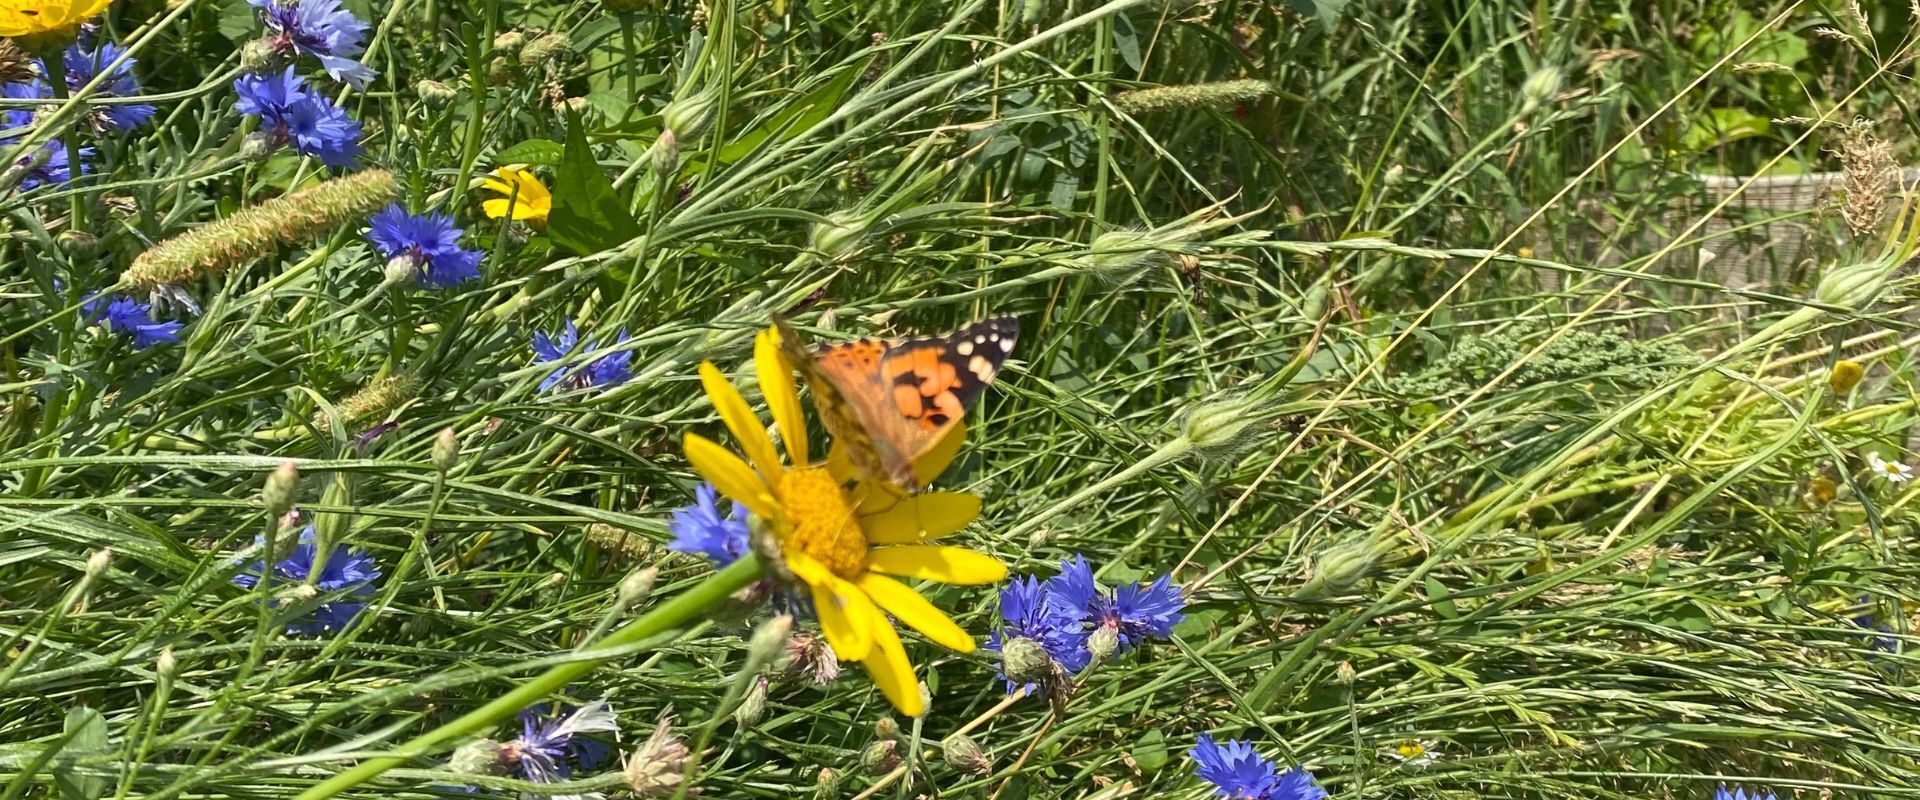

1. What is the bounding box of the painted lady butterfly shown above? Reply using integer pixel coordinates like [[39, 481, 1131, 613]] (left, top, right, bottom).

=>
[[773, 315, 1019, 490]]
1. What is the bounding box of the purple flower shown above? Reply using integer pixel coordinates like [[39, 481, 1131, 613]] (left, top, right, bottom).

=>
[[1715, 787, 1777, 800], [58, 42, 156, 130], [231, 525, 382, 636], [667, 483, 749, 567], [532, 321, 632, 392], [1190, 735, 1325, 800], [988, 575, 1091, 693], [1048, 555, 1185, 656], [365, 205, 483, 288], [249, 0, 375, 88], [1852, 596, 1899, 654], [234, 68, 361, 167], [502, 701, 619, 784], [2, 83, 93, 190], [82, 294, 183, 348]]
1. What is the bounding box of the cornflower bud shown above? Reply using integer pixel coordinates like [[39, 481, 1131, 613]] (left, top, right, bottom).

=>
[[432, 427, 459, 474], [264, 461, 300, 518], [942, 734, 991, 775], [859, 739, 900, 775]]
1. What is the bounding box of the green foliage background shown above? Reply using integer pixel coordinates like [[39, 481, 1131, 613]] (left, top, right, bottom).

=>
[[3, 0, 1920, 798]]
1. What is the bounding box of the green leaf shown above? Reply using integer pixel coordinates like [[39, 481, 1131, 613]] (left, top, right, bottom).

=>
[[1424, 576, 1459, 619], [217, 0, 258, 42], [548, 108, 640, 258], [494, 139, 565, 166], [1281, 0, 1349, 31], [1112, 14, 1143, 72], [710, 66, 861, 166], [1131, 729, 1169, 772], [52, 707, 109, 800], [1681, 108, 1772, 152]]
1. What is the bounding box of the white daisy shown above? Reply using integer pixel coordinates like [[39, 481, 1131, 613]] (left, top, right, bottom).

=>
[[1868, 452, 1914, 484]]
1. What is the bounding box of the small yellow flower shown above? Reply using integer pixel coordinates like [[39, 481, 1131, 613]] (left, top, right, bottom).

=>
[[0, 0, 112, 38], [1386, 739, 1439, 767], [479, 167, 551, 225], [684, 327, 1006, 716]]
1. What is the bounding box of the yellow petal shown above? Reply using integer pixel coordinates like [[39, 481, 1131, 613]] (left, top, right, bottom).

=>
[[699, 361, 783, 482], [682, 433, 776, 519], [756, 329, 808, 467], [826, 441, 856, 483], [866, 546, 1007, 585], [862, 492, 981, 543], [912, 421, 967, 485], [856, 573, 975, 652], [803, 569, 877, 662], [862, 618, 924, 717]]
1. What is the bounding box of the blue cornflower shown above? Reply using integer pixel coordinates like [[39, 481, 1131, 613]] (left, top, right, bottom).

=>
[[82, 294, 183, 348], [234, 68, 361, 167], [56, 42, 156, 130], [1190, 735, 1326, 800], [1853, 597, 1900, 654], [501, 700, 620, 784], [988, 575, 1091, 693], [2, 83, 93, 190], [365, 205, 483, 288], [249, 0, 375, 88], [1714, 787, 1778, 800], [1047, 555, 1185, 656], [231, 525, 382, 636], [667, 482, 750, 567], [532, 321, 633, 392]]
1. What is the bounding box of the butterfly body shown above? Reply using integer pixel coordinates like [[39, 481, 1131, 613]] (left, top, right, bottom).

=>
[[775, 315, 1018, 490]]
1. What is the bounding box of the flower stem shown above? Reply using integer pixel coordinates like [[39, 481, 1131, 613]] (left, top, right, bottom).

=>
[[38, 54, 88, 230], [292, 554, 764, 800]]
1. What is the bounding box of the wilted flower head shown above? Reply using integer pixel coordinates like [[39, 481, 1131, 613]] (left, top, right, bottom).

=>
[[532, 321, 632, 392], [780, 630, 842, 686], [230, 525, 381, 635], [501, 700, 619, 787], [622, 716, 689, 797], [365, 205, 484, 288], [1190, 735, 1327, 800], [667, 482, 749, 567], [234, 68, 361, 167], [248, 0, 375, 87]]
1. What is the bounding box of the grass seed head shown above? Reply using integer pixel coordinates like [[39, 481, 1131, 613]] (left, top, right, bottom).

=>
[[1111, 79, 1276, 115], [126, 170, 401, 290]]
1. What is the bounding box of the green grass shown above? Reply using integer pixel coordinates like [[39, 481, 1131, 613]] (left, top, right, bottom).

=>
[[4, 0, 1920, 798]]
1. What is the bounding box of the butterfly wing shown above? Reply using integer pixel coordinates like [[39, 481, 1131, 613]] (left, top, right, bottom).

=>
[[850, 316, 1019, 487], [782, 315, 1019, 490]]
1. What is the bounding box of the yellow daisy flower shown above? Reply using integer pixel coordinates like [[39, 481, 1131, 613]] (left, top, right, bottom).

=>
[[684, 327, 1006, 716], [479, 167, 551, 225], [0, 0, 112, 38]]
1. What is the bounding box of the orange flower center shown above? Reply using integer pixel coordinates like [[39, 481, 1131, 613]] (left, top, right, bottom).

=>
[[777, 466, 868, 579]]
